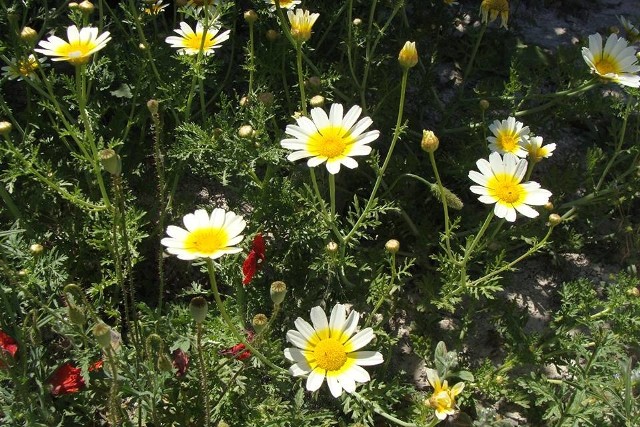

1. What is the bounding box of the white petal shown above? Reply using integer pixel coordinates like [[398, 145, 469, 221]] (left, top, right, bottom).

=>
[[342, 105, 362, 130], [350, 351, 383, 366], [310, 107, 330, 130], [310, 306, 329, 335], [514, 204, 539, 218], [329, 304, 346, 334], [306, 368, 325, 392], [327, 375, 343, 397], [307, 156, 327, 167], [340, 157, 359, 169], [340, 310, 360, 343], [339, 375, 356, 393], [286, 330, 310, 349], [166, 225, 188, 239], [289, 363, 311, 377], [325, 160, 341, 174], [346, 364, 371, 383], [328, 103, 344, 127], [345, 328, 373, 351], [294, 318, 319, 343]]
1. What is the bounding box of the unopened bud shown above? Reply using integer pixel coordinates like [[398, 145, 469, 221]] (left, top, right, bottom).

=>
[[146, 99, 159, 115], [310, 95, 325, 108], [20, 27, 38, 45], [99, 149, 122, 176], [78, 0, 95, 14], [270, 281, 287, 305], [479, 99, 490, 110], [252, 313, 268, 333], [398, 41, 418, 69], [266, 29, 280, 42], [244, 9, 258, 24], [627, 287, 640, 297], [69, 2, 79, 9], [18, 269, 28, 276], [307, 76, 321, 90], [544, 202, 554, 211], [239, 96, 250, 107], [0, 121, 12, 136], [93, 322, 112, 349], [238, 124, 254, 139], [257, 92, 274, 106], [353, 18, 362, 26], [326, 241, 338, 253], [430, 184, 464, 210], [157, 354, 173, 372], [139, 43, 146, 50], [189, 297, 208, 324], [217, 421, 230, 427], [421, 130, 439, 153], [610, 26, 619, 34], [548, 213, 562, 226], [385, 239, 400, 254], [29, 243, 44, 254], [68, 302, 86, 326]]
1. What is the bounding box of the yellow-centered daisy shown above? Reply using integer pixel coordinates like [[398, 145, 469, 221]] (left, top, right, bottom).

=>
[[284, 304, 383, 398], [34, 25, 111, 65], [161, 208, 246, 260], [480, 0, 509, 29], [581, 33, 640, 88], [523, 136, 556, 163], [487, 116, 529, 157], [280, 103, 379, 174], [265, 0, 301, 11], [143, 0, 169, 15], [165, 22, 230, 56], [469, 152, 552, 222], [425, 369, 465, 421], [287, 9, 319, 43], [1, 55, 47, 80]]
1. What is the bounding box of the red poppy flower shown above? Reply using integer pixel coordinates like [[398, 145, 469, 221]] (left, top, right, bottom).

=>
[[0, 330, 18, 366], [219, 331, 254, 361], [89, 359, 103, 372], [242, 234, 266, 286], [49, 363, 85, 396], [172, 348, 189, 377]]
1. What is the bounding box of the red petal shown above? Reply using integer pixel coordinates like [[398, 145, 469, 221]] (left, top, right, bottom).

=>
[[172, 349, 189, 377], [0, 330, 18, 358], [49, 363, 85, 396], [242, 252, 258, 285]]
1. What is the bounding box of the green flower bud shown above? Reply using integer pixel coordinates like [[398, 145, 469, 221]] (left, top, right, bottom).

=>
[[270, 281, 287, 305], [252, 313, 268, 333], [385, 239, 400, 254], [189, 297, 208, 324], [93, 322, 112, 349]]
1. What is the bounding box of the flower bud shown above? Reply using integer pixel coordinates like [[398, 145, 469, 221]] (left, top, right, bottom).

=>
[[189, 297, 208, 324], [307, 76, 321, 90], [93, 322, 112, 349], [430, 184, 464, 210], [353, 18, 362, 26], [139, 43, 146, 50], [238, 124, 254, 139], [310, 95, 325, 108], [68, 302, 86, 326], [421, 130, 439, 153], [68, 2, 79, 9], [18, 269, 28, 276], [146, 99, 159, 115], [398, 41, 418, 69], [266, 29, 280, 42], [257, 92, 274, 106], [157, 354, 173, 372], [270, 281, 287, 305], [385, 239, 400, 254], [252, 313, 268, 333], [479, 99, 490, 110], [626, 287, 640, 297], [326, 241, 338, 253], [548, 213, 562, 226], [244, 9, 258, 24], [609, 26, 619, 34], [217, 421, 230, 427], [30, 243, 44, 254], [99, 149, 122, 176], [544, 202, 554, 211], [0, 121, 12, 136], [78, 0, 95, 14], [20, 27, 38, 45]]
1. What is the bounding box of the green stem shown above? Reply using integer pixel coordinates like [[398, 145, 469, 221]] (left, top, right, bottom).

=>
[[205, 259, 288, 375], [328, 173, 336, 218], [296, 43, 307, 115], [196, 323, 211, 427], [248, 20, 255, 95], [365, 253, 396, 328], [343, 69, 409, 245], [309, 168, 343, 242], [461, 23, 487, 85], [428, 150, 452, 259]]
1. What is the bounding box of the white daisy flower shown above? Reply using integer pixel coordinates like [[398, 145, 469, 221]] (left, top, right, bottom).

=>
[[280, 103, 380, 174], [165, 22, 230, 56], [523, 136, 555, 163], [487, 116, 529, 158], [618, 16, 640, 43], [1, 55, 47, 80], [143, 0, 169, 15], [161, 208, 246, 260], [581, 33, 640, 88], [284, 303, 383, 398], [287, 9, 319, 43], [34, 25, 111, 65], [469, 152, 552, 222], [265, 0, 301, 12]]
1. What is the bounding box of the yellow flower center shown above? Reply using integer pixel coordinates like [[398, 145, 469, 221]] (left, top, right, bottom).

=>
[[184, 227, 229, 254], [594, 56, 619, 76], [58, 42, 96, 65], [272, 0, 294, 5], [185, 33, 216, 52], [429, 390, 454, 412], [314, 337, 347, 371], [496, 131, 520, 153], [490, 173, 523, 204], [310, 126, 353, 159], [17, 57, 39, 76]]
